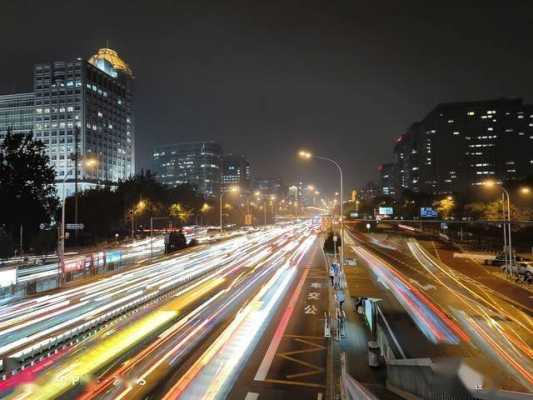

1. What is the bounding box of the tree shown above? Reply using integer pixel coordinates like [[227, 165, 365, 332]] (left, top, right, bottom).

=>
[[63, 172, 207, 242], [465, 201, 508, 220], [0, 132, 57, 254], [435, 197, 455, 219], [169, 203, 192, 223]]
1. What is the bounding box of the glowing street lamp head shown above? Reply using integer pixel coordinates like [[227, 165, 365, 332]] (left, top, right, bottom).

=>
[[270, 195, 277, 200], [228, 186, 240, 193], [520, 186, 531, 195], [135, 200, 147, 213], [298, 150, 312, 160], [307, 184, 315, 191], [85, 158, 98, 168], [482, 179, 497, 188], [254, 191, 261, 197]]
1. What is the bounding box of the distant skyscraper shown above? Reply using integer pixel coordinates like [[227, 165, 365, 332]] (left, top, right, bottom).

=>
[[0, 48, 135, 196], [359, 181, 379, 200], [0, 93, 34, 137], [153, 141, 223, 198], [379, 163, 395, 196], [383, 98, 533, 195], [222, 154, 251, 192], [254, 177, 284, 198]]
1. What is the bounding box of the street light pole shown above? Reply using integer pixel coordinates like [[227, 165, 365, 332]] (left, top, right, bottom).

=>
[[314, 155, 344, 269], [501, 192, 508, 269], [131, 212, 134, 240], [501, 188, 513, 267], [219, 191, 224, 232]]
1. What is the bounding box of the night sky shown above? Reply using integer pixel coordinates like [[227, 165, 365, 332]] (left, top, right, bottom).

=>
[[2, 1, 533, 194]]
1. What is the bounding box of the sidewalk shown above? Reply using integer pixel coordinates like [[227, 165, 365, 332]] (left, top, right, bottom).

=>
[[321, 237, 401, 400]]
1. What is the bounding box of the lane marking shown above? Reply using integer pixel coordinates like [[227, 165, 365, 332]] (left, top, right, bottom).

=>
[[263, 378, 326, 389], [244, 392, 259, 400], [254, 267, 310, 381]]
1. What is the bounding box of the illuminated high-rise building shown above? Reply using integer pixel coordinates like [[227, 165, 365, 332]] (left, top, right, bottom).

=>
[[382, 98, 533, 195], [0, 93, 34, 138], [153, 141, 223, 198], [32, 48, 135, 195], [222, 154, 251, 192], [1, 48, 135, 196]]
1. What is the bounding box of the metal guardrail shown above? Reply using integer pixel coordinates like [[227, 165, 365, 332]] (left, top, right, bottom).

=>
[[340, 353, 380, 400], [386, 358, 476, 400]]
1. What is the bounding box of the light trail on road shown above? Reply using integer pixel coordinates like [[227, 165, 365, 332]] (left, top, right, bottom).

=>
[[352, 246, 469, 345], [1, 222, 315, 399], [161, 234, 316, 400], [73, 226, 314, 400], [407, 240, 533, 390]]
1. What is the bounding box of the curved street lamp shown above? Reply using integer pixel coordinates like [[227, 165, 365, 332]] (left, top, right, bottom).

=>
[[299, 150, 344, 268]]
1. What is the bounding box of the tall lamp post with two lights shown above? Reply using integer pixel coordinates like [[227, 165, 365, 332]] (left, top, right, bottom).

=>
[[482, 180, 531, 271]]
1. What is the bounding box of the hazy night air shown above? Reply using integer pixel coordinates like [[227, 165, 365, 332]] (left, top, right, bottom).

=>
[[2, 1, 533, 192], [1, 2, 533, 400]]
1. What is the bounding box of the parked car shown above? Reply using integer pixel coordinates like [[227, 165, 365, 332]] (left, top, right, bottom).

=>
[[483, 252, 506, 266]]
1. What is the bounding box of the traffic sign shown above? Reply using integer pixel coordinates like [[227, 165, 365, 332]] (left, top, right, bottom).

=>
[[66, 223, 84, 230]]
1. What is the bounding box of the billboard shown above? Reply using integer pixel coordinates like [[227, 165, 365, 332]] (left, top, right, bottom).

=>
[[420, 207, 438, 218], [63, 257, 84, 273], [378, 207, 393, 216]]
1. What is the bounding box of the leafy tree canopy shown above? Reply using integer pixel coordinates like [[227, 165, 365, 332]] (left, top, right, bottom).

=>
[[0, 132, 57, 252]]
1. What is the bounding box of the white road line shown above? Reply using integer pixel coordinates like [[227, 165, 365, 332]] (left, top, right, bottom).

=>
[[245, 392, 259, 400]]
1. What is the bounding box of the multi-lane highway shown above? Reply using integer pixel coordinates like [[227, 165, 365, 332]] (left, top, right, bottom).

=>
[[1, 220, 532, 400], [1, 222, 321, 399]]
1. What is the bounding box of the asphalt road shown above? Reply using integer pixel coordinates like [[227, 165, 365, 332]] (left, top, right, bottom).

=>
[[227, 238, 329, 400], [346, 225, 533, 393], [1, 224, 315, 398]]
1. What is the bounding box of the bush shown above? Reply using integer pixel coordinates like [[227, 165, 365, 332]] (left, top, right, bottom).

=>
[[30, 229, 57, 255]]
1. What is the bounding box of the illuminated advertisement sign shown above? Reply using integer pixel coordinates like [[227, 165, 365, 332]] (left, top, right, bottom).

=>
[[64, 257, 84, 273], [105, 250, 122, 264], [378, 207, 393, 215], [0, 268, 16, 288], [94, 251, 105, 267], [420, 207, 438, 218]]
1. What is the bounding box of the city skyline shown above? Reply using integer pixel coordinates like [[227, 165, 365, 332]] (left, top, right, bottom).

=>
[[1, 3, 533, 399], [2, 1, 533, 194]]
